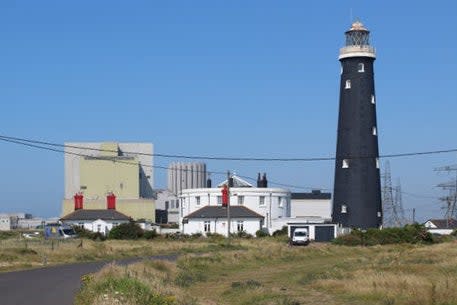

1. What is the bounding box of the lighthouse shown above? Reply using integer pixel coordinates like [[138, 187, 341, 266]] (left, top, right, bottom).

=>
[[332, 21, 383, 229]]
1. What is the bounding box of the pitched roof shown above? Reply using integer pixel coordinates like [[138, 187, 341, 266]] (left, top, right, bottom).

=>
[[291, 190, 331, 200], [60, 209, 131, 221], [217, 175, 253, 188], [184, 206, 264, 219], [426, 218, 457, 229]]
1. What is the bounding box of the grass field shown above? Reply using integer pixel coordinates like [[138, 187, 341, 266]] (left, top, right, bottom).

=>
[[0, 235, 234, 272], [74, 238, 457, 305]]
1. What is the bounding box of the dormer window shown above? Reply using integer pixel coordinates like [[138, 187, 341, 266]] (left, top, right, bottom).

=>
[[345, 80, 351, 89], [358, 63, 365, 72]]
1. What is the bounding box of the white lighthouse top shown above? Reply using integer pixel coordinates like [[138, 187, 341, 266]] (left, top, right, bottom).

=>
[[339, 20, 376, 60]]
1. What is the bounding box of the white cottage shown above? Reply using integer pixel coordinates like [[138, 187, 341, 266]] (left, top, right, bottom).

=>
[[60, 209, 131, 235], [424, 219, 457, 235], [183, 206, 264, 236]]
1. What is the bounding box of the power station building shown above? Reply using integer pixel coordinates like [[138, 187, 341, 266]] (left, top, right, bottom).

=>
[[332, 21, 383, 229], [167, 162, 207, 195], [61, 142, 155, 221]]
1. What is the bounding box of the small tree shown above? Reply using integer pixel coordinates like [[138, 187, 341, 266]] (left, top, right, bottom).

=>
[[108, 222, 144, 240]]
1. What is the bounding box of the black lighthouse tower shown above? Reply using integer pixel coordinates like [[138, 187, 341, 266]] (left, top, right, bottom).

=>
[[332, 21, 382, 229]]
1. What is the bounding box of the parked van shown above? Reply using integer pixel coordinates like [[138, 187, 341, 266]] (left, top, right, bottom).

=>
[[291, 228, 310, 246]]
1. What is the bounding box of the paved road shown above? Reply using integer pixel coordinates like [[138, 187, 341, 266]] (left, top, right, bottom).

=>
[[0, 255, 177, 305]]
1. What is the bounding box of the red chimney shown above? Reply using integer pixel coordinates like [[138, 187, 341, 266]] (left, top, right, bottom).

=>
[[74, 194, 83, 210], [107, 193, 116, 210]]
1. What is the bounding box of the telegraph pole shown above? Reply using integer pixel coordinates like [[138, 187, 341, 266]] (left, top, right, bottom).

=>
[[227, 170, 231, 240]]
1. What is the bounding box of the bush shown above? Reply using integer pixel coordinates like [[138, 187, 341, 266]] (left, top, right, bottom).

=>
[[333, 224, 434, 246], [143, 229, 158, 240], [73, 226, 106, 241], [108, 222, 144, 240], [231, 231, 253, 239], [255, 229, 269, 238], [272, 226, 288, 237]]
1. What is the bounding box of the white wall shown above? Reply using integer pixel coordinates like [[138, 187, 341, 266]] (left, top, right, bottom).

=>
[[291, 199, 331, 219], [183, 218, 262, 237], [0, 216, 11, 231], [63, 219, 129, 235], [180, 187, 290, 230]]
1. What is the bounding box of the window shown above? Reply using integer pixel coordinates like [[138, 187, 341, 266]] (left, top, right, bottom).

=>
[[345, 80, 351, 89], [238, 195, 244, 205], [342, 159, 349, 168], [204, 221, 211, 233], [97, 224, 101, 232], [358, 63, 365, 72], [341, 205, 347, 214], [237, 221, 244, 232], [196, 196, 201, 206], [371, 95, 376, 104], [113, 222, 118, 227], [376, 158, 380, 169], [377, 211, 382, 217], [176, 200, 179, 208], [340, 65, 343, 75], [165, 201, 169, 210], [217, 196, 222, 205], [259, 196, 265, 206], [372, 126, 377, 136]]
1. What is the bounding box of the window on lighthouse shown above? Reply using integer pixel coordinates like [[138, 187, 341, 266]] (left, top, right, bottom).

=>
[[358, 63, 365, 72], [341, 205, 347, 213], [372, 126, 377, 136], [371, 95, 376, 104], [345, 80, 351, 89], [342, 159, 349, 168]]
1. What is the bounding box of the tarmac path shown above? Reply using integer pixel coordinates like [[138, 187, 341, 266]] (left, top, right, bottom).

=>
[[0, 255, 177, 305]]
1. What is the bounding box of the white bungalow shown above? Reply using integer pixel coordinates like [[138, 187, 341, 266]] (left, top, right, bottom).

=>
[[60, 209, 131, 235], [424, 219, 457, 235]]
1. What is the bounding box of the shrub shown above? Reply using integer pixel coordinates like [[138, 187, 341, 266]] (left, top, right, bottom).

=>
[[272, 226, 288, 237], [255, 229, 269, 238], [333, 224, 434, 246], [108, 222, 144, 240], [231, 231, 253, 239], [190, 232, 203, 239], [143, 229, 158, 240], [73, 226, 106, 241]]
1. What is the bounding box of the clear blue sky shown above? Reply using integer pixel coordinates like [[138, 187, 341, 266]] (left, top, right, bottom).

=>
[[1, 1, 456, 222]]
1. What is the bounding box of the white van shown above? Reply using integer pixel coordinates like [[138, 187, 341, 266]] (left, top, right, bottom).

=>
[[291, 228, 310, 246]]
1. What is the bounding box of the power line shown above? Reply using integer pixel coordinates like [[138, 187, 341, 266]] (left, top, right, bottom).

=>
[[0, 136, 323, 191], [1, 134, 457, 162]]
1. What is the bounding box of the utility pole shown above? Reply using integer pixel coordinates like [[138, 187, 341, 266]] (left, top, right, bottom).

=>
[[435, 164, 457, 227], [227, 170, 231, 240]]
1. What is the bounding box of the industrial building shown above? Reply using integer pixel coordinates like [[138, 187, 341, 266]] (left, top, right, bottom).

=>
[[168, 162, 207, 195], [61, 142, 155, 221], [332, 21, 383, 229]]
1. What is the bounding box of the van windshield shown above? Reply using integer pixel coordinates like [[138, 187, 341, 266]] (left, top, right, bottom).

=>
[[294, 231, 307, 237], [62, 228, 76, 235]]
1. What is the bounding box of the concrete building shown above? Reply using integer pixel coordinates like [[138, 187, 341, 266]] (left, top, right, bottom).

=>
[[290, 190, 332, 219], [168, 162, 207, 195], [61, 142, 155, 221], [154, 189, 179, 224], [0, 214, 11, 231], [179, 175, 291, 236], [332, 21, 382, 229]]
